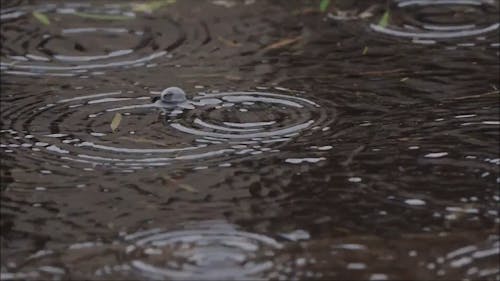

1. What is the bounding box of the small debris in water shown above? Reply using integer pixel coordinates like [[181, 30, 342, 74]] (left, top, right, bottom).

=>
[[110, 113, 123, 133], [45, 134, 68, 138], [317, 145, 333, 151], [46, 145, 69, 154], [369, 273, 388, 280], [211, 0, 236, 8], [193, 166, 208, 170], [455, 114, 476, 119], [405, 199, 426, 206], [263, 36, 302, 51], [285, 157, 326, 164], [38, 266, 65, 275], [144, 248, 163, 255], [279, 229, 310, 241], [348, 177, 362, 183], [413, 39, 436, 45], [333, 244, 367, 250], [90, 132, 106, 137], [424, 152, 448, 158], [296, 257, 307, 266], [347, 263, 366, 270]]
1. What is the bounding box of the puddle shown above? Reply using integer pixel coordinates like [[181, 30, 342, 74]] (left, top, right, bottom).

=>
[[1, 0, 498, 280]]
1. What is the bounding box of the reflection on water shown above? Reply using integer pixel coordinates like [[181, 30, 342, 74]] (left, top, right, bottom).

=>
[[0, 0, 499, 280]]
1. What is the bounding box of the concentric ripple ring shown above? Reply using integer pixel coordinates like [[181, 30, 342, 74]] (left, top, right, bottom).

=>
[[370, 0, 499, 41], [0, 89, 333, 170], [0, 2, 183, 76], [121, 220, 283, 280]]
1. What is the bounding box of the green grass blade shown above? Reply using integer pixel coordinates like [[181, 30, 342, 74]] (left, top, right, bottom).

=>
[[32, 11, 50, 25], [378, 10, 390, 27], [319, 0, 330, 12]]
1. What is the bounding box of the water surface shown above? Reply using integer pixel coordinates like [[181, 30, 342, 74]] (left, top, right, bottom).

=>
[[1, 0, 499, 280]]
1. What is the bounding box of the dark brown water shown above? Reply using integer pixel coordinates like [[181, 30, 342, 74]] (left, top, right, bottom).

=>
[[1, 0, 499, 280]]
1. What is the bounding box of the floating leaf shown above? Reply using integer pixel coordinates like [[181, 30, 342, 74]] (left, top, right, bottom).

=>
[[378, 10, 390, 27], [32, 11, 50, 25], [319, 0, 331, 12], [110, 113, 123, 132], [132, 0, 176, 13], [73, 12, 133, 21], [362, 46, 368, 55]]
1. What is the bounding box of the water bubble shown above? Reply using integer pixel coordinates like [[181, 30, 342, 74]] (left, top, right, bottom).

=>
[[405, 198, 427, 205], [424, 152, 449, 158]]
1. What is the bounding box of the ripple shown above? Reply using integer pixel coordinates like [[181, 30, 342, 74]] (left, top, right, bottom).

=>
[[0, 89, 333, 170], [0, 220, 285, 280], [174, 91, 324, 140], [121, 220, 282, 280], [0, 2, 184, 76], [432, 236, 500, 279], [370, 0, 499, 42]]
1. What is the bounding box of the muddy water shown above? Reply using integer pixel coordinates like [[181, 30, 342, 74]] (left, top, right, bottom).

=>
[[0, 0, 499, 280]]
